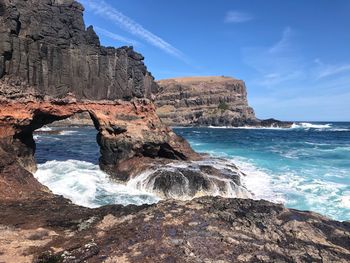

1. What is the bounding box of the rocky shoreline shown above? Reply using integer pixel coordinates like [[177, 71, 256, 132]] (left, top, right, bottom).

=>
[[0, 0, 349, 262], [0, 178, 349, 262]]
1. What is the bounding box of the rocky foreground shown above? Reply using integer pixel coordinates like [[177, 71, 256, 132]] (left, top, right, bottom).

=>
[[156, 77, 292, 127], [1, 187, 350, 262]]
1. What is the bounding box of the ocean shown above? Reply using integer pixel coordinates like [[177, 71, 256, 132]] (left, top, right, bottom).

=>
[[34, 122, 350, 221]]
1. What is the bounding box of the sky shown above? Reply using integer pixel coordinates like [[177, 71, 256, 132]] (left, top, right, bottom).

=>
[[79, 0, 350, 121]]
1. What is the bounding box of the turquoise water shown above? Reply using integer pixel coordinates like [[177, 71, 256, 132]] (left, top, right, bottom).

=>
[[34, 122, 350, 221], [174, 122, 350, 221]]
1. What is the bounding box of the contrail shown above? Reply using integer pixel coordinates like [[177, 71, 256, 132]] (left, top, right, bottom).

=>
[[80, 0, 189, 63], [94, 26, 139, 46]]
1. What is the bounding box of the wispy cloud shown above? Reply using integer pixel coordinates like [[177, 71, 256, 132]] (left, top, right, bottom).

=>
[[80, 0, 189, 63], [243, 26, 304, 87], [225, 11, 253, 23], [268, 27, 293, 53], [94, 26, 139, 46], [243, 27, 350, 120], [313, 59, 350, 79]]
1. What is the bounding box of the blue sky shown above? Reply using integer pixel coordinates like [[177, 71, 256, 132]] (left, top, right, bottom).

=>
[[79, 0, 350, 121]]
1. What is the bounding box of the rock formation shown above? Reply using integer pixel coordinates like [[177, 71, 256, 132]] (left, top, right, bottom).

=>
[[156, 76, 292, 127], [0, 0, 158, 100], [0, 0, 201, 181]]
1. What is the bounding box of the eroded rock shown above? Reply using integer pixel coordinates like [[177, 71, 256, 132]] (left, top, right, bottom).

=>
[[0, 0, 158, 100], [0, 192, 349, 263]]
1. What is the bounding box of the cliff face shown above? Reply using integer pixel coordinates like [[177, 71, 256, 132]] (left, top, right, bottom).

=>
[[156, 76, 292, 127], [156, 76, 257, 126], [0, 0, 158, 100]]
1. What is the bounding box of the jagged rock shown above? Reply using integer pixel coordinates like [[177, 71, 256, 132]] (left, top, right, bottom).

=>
[[156, 76, 292, 127], [0, 188, 349, 262], [0, 0, 158, 100]]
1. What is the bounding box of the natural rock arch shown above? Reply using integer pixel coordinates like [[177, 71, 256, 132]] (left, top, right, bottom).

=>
[[0, 95, 198, 181]]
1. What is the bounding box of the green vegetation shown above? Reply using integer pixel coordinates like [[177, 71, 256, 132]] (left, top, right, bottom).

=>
[[218, 102, 229, 112]]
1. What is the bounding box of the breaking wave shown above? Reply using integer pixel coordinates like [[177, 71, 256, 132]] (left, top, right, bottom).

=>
[[229, 157, 350, 220], [127, 159, 252, 200], [34, 160, 160, 208], [36, 126, 53, 132], [34, 159, 253, 208], [291, 122, 332, 129]]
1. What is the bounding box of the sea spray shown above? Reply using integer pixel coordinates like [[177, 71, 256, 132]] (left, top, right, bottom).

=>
[[34, 158, 252, 207], [34, 160, 159, 208], [127, 160, 252, 200]]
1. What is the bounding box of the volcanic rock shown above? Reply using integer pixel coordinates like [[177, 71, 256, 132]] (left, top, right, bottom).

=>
[[0, 0, 158, 100], [0, 188, 349, 262]]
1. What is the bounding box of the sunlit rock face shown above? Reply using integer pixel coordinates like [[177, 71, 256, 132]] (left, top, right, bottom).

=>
[[0, 89, 198, 176]]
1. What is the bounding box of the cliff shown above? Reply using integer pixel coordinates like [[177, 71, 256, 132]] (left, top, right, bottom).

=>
[[0, 0, 158, 100], [156, 76, 291, 127]]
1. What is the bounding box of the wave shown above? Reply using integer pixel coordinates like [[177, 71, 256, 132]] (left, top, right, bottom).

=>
[[228, 157, 285, 203], [291, 122, 332, 129], [208, 125, 286, 130], [33, 157, 350, 221], [34, 160, 159, 208], [289, 122, 350, 132], [127, 159, 252, 200], [174, 123, 349, 132], [59, 130, 78, 135], [34, 158, 254, 207], [36, 126, 53, 132], [228, 156, 350, 221]]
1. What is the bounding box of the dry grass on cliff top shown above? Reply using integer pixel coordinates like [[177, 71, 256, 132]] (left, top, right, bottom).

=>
[[157, 76, 241, 84]]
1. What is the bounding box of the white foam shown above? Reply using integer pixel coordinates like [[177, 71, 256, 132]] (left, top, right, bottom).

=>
[[291, 122, 332, 129], [34, 160, 159, 208], [330, 128, 350, 132], [231, 157, 350, 220], [208, 125, 286, 130], [127, 159, 252, 200], [59, 130, 78, 135], [36, 126, 53, 132], [230, 157, 285, 203], [340, 194, 350, 209]]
